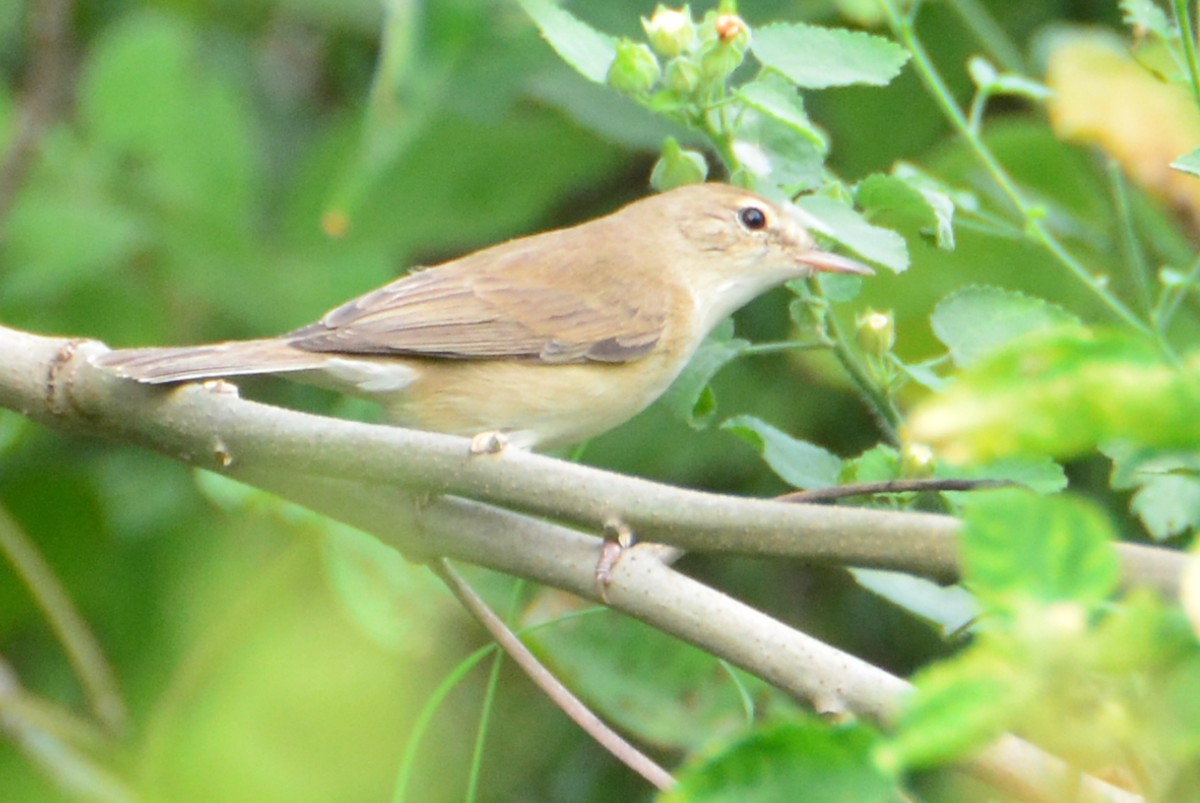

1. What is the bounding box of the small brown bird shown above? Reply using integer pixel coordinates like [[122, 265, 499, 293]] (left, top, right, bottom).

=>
[[95, 183, 870, 449]]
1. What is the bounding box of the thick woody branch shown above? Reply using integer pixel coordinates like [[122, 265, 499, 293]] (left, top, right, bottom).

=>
[[0, 324, 1166, 802], [0, 326, 1180, 595]]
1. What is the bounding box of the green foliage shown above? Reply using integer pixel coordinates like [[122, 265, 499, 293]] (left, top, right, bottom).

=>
[[4, 0, 1200, 801], [662, 720, 900, 803]]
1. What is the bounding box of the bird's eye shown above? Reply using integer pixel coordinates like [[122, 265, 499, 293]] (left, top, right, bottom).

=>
[[738, 206, 768, 231]]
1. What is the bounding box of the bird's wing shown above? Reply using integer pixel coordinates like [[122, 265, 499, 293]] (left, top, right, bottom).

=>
[[284, 252, 667, 364]]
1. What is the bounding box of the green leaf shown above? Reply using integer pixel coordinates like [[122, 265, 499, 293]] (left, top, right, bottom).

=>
[[663, 720, 898, 803], [961, 491, 1120, 612], [524, 601, 789, 752], [322, 525, 445, 653], [940, 456, 1068, 496], [751, 22, 909, 89], [855, 174, 954, 250], [736, 74, 827, 149], [843, 444, 901, 484], [515, 0, 618, 84], [1120, 0, 1178, 39], [850, 569, 979, 638], [1171, 147, 1200, 178], [910, 329, 1200, 462], [882, 650, 1023, 770], [662, 323, 749, 428], [733, 110, 826, 190], [721, 416, 842, 490], [794, 195, 908, 272], [1131, 475, 1200, 540], [930, 286, 1081, 368]]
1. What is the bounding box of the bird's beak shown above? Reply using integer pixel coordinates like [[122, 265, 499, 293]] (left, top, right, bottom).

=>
[[799, 250, 874, 276]]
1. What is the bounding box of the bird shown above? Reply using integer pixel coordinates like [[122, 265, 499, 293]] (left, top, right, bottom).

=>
[[94, 183, 871, 450]]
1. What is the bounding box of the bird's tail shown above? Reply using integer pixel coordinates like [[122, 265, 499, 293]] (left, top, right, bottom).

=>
[[92, 339, 329, 384]]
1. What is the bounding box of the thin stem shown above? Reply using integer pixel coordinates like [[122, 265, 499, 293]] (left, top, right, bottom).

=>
[[807, 281, 902, 443], [0, 506, 127, 734], [433, 560, 675, 791], [741, 340, 828, 356], [1173, 0, 1200, 109], [877, 0, 1158, 342], [949, 0, 1028, 74], [1106, 159, 1154, 315], [1156, 252, 1200, 330]]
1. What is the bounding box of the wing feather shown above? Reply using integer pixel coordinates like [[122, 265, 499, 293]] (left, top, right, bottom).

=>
[[285, 238, 667, 364]]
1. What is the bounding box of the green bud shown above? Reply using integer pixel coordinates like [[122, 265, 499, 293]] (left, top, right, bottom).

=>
[[650, 137, 708, 191], [607, 40, 661, 96], [855, 308, 895, 357], [663, 57, 701, 94], [642, 5, 696, 59], [695, 13, 750, 83], [899, 442, 936, 480]]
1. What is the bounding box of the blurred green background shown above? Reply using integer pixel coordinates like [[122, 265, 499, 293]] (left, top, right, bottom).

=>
[[0, 1, 1187, 801]]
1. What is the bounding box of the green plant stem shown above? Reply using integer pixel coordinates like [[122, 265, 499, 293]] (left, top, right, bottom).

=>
[[877, 0, 1158, 344], [949, 0, 1027, 74], [809, 282, 902, 443], [741, 340, 828, 356], [1157, 252, 1200, 331], [0, 506, 126, 734], [1106, 159, 1153, 314], [1173, 0, 1200, 109]]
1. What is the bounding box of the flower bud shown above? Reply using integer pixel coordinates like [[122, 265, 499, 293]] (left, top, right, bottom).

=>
[[899, 442, 936, 479], [855, 308, 895, 357], [642, 5, 696, 59], [650, 137, 708, 191], [607, 40, 661, 95], [663, 57, 701, 94], [714, 13, 750, 47]]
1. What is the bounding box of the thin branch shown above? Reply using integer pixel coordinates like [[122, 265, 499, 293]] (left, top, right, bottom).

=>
[[0, 0, 75, 228], [777, 478, 1018, 504], [432, 559, 675, 791], [0, 325, 1162, 801], [0, 505, 127, 733], [0, 326, 1183, 599]]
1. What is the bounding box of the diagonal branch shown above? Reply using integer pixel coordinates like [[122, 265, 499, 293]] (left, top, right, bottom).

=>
[[0, 323, 1164, 802]]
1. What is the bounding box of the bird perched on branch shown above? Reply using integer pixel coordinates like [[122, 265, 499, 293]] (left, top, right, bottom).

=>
[[95, 183, 870, 450]]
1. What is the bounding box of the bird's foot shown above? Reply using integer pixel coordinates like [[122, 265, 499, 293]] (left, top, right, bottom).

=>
[[595, 517, 636, 604], [469, 430, 509, 456]]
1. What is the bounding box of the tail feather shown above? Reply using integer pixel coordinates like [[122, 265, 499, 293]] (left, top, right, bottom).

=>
[[93, 339, 330, 384]]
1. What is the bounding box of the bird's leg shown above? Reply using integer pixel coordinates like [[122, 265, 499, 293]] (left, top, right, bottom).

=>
[[595, 516, 636, 603]]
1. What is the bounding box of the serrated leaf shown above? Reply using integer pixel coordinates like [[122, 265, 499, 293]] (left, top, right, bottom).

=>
[[751, 22, 909, 89], [1120, 0, 1178, 38], [515, 0, 618, 84], [736, 74, 826, 148], [930, 286, 1081, 368], [961, 491, 1120, 612], [1131, 474, 1200, 540], [910, 329, 1200, 462], [664, 720, 898, 803], [733, 110, 827, 190], [722, 416, 842, 489], [794, 195, 908, 272]]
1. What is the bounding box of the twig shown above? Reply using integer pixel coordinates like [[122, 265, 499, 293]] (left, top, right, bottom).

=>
[[0, 505, 127, 733], [432, 559, 675, 791], [0, 0, 75, 227], [777, 478, 1017, 504]]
